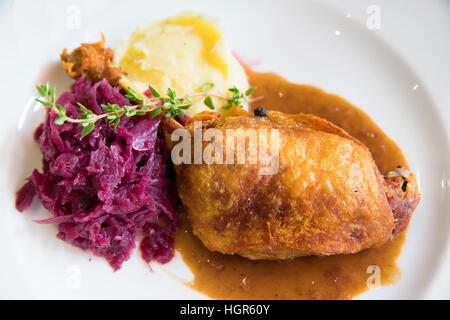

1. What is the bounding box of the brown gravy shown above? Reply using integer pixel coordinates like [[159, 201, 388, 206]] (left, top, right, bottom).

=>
[[174, 68, 409, 300]]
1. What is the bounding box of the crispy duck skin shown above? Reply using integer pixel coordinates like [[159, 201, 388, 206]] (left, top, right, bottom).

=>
[[163, 109, 420, 259]]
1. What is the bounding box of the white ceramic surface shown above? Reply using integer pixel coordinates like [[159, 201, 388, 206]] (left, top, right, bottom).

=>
[[0, 0, 448, 299]]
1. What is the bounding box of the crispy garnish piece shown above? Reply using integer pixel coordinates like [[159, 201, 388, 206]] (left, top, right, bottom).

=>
[[61, 34, 147, 100], [60, 34, 124, 85]]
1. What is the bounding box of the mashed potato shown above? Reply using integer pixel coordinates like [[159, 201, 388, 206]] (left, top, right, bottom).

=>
[[114, 14, 249, 116]]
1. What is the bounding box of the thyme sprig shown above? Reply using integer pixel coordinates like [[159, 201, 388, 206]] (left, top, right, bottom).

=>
[[35, 81, 258, 138]]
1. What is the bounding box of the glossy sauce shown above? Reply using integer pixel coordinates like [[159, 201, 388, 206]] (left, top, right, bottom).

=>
[[174, 69, 409, 300]]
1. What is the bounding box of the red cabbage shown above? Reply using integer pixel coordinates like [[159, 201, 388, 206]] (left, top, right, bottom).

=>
[[16, 76, 178, 271]]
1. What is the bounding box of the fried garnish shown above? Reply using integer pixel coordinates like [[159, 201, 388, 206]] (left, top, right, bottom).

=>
[[60, 34, 124, 85]]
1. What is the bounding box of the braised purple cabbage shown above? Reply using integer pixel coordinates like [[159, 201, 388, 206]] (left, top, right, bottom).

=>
[[16, 76, 178, 270]]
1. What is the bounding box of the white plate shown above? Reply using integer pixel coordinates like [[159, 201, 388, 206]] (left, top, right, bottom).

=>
[[0, 0, 449, 299]]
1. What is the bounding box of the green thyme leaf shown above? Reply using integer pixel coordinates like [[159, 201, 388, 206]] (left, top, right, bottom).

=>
[[35, 99, 51, 107], [125, 87, 139, 102], [164, 111, 173, 118], [77, 102, 91, 113], [245, 86, 257, 97], [54, 116, 66, 125], [81, 123, 95, 139], [200, 82, 214, 93], [55, 104, 66, 116], [228, 87, 239, 94], [106, 114, 117, 121], [36, 85, 46, 97], [176, 110, 185, 118], [149, 85, 160, 98], [79, 122, 89, 127], [126, 109, 137, 117], [114, 117, 120, 130], [167, 88, 176, 100], [44, 82, 50, 96], [204, 96, 215, 110], [149, 106, 162, 119], [101, 103, 114, 112], [80, 113, 94, 119], [51, 88, 56, 103]]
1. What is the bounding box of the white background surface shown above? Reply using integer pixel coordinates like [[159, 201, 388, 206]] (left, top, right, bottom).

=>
[[0, 0, 448, 299]]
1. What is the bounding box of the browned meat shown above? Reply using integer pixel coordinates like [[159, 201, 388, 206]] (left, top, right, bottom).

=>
[[163, 108, 421, 260], [384, 168, 421, 236]]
